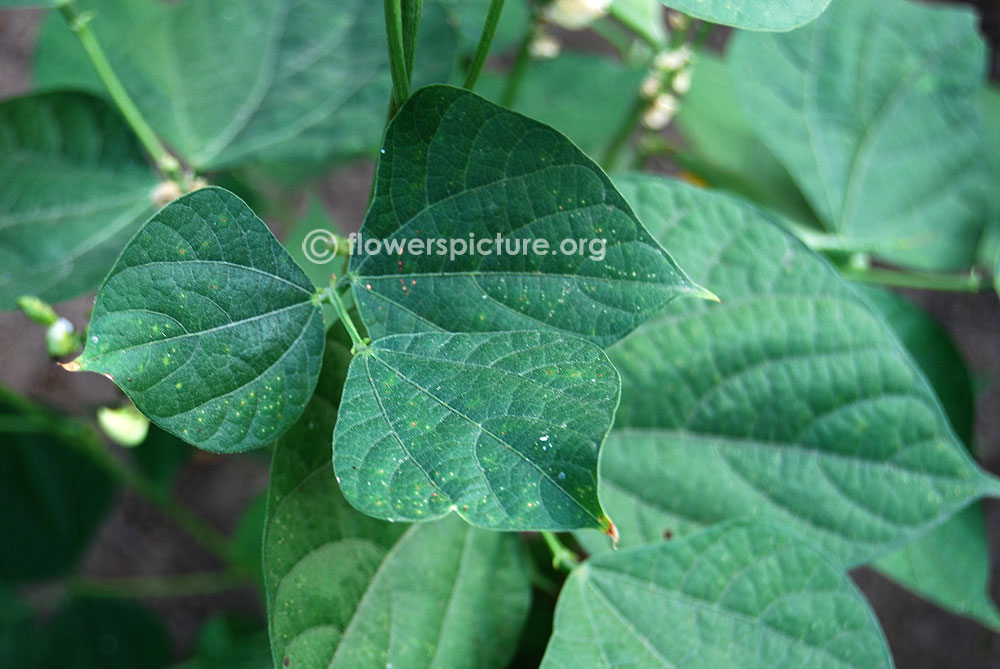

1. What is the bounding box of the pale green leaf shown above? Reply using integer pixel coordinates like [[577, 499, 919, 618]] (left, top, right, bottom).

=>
[[660, 0, 831, 30], [729, 0, 988, 269], [874, 503, 1000, 631], [0, 92, 156, 310], [333, 331, 619, 532], [544, 521, 892, 669], [71, 187, 325, 453], [857, 286, 1000, 630], [350, 85, 705, 348], [578, 176, 997, 565], [674, 51, 816, 224], [478, 52, 646, 157], [610, 0, 667, 47], [264, 328, 531, 668]]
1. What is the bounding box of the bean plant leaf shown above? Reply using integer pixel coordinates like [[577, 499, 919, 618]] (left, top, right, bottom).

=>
[[0, 92, 157, 310], [674, 52, 816, 225], [334, 331, 620, 532], [659, 0, 832, 31], [479, 52, 646, 157], [857, 286, 1000, 630], [265, 328, 532, 668], [543, 521, 892, 669], [875, 503, 1000, 631], [350, 85, 706, 348], [175, 616, 271, 669], [577, 176, 999, 565], [728, 0, 988, 270], [0, 389, 115, 582], [47, 598, 170, 669], [610, 0, 667, 47], [34, 0, 463, 172], [66, 187, 325, 453]]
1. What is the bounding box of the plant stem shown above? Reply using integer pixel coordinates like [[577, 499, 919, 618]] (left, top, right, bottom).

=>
[[500, 22, 533, 107], [70, 570, 251, 599], [325, 288, 368, 351], [542, 532, 581, 571], [401, 0, 423, 81], [840, 265, 987, 293], [601, 96, 646, 171], [463, 0, 506, 90], [0, 386, 248, 576], [385, 0, 411, 109], [56, 0, 182, 182]]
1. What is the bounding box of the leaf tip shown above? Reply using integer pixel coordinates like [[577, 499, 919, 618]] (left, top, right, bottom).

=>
[[600, 515, 619, 548], [689, 283, 721, 303]]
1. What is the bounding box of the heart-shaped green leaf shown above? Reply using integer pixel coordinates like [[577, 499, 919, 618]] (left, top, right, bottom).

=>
[[334, 330, 620, 532], [543, 521, 892, 669], [0, 92, 156, 310], [728, 0, 989, 270], [660, 0, 831, 30], [577, 176, 998, 565], [349, 85, 706, 348], [68, 187, 325, 453], [265, 329, 531, 668]]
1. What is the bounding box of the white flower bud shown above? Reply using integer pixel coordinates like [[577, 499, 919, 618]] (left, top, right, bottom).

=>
[[530, 31, 561, 60], [672, 67, 692, 95], [45, 318, 77, 357], [640, 73, 662, 99], [543, 0, 612, 30], [654, 45, 692, 73], [98, 404, 150, 447], [642, 93, 679, 130]]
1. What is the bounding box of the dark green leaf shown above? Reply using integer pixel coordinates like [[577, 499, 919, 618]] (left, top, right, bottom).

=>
[[350, 85, 705, 347], [334, 331, 619, 531], [264, 328, 532, 668], [70, 187, 325, 453], [0, 391, 114, 582], [175, 615, 272, 669], [659, 0, 831, 30], [0, 588, 46, 664], [577, 176, 998, 565], [728, 0, 988, 269], [0, 92, 156, 310], [46, 599, 170, 669], [478, 52, 646, 157], [544, 521, 891, 668], [132, 426, 191, 492]]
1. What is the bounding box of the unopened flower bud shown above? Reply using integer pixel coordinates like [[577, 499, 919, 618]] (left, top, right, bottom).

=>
[[672, 67, 692, 95], [98, 404, 150, 447], [641, 73, 662, 99], [543, 0, 612, 30], [17, 295, 58, 326], [46, 318, 78, 357], [654, 45, 691, 73], [530, 31, 561, 59], [642, 93, 680, 130]]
